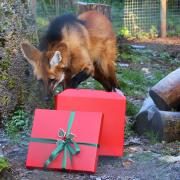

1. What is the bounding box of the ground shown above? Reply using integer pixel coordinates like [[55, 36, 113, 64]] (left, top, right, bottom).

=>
[[0, 37, 179, 179], [0, 128, 180, 180]]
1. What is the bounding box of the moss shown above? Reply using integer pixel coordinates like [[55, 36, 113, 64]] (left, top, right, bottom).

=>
[[0, 73, 9, 81], [2, 95, 10, 106], [26, 32, 39, 44], [0, 60, 11, 71], [0, 157, 10, 173], [7, 78, 16, 89], [0, 72, 16, 89], [0, 50, 12, 72]]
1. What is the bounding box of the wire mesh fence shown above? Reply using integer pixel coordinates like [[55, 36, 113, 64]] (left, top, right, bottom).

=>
[[36, 0, 76, 21], [36, 0, 112, 20], [122, 0, 180, 37], [78, 0, 112, 4], [35, 0, 113, 35], [167, 0, 180, 36], [123, 0, 160, 36], [34, 0, 180, 37]]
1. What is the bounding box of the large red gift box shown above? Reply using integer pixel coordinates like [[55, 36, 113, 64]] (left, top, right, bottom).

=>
[[55, 89, 126, 156], [26, 109, 102, 173]]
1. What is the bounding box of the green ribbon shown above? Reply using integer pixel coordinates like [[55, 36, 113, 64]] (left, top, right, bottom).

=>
[[30, 111, 98, 170]]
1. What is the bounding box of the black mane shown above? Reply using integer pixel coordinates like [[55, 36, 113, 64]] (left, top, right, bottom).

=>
[[39, 14, 85, 51]]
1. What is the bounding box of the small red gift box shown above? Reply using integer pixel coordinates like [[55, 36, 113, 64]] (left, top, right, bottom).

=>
[[55, 89, 126, 156], [26, 109, 102, 173]]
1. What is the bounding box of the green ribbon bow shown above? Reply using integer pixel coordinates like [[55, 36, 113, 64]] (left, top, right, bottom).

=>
[[30, 111, 98, 170]]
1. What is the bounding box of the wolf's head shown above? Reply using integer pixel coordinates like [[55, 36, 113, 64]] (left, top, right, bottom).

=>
[[21, 41, 69, 100]]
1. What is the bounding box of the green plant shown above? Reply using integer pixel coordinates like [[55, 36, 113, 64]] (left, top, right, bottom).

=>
[[126, 101, 139, 116], [149, 25, 158, 38], [5, 109, 29, 138], [159, 52, 171, 60], [0, 157, 9, 173], [125, 121, 135, 138], [116, 67, 148, 98], [118, 27, 130, 38], [135, 30, 149, 39], [36, 17, 49, 27], [145, 131, 159, 144]]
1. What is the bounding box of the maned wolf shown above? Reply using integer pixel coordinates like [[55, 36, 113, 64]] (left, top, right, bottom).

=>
[[21, 11, 119, 100]]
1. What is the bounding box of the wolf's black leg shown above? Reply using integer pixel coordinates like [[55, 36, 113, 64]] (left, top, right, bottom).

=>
[[66, 70, 90, 88]]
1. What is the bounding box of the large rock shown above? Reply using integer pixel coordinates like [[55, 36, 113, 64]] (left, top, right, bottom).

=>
[[0, 0, 46, 123]]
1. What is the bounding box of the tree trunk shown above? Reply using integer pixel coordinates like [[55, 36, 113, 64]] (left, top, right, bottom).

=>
[[76, 2, 111, 19], [149, 68, 180, 111], [135, 97, 180, 142], [0, 0, 46, 123]]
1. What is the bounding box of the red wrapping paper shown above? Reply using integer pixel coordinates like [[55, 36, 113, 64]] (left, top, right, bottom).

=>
[[26, 109, 102, 173], [55, 89, 126, 156]]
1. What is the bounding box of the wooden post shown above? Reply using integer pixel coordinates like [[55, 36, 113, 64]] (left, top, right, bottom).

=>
[[160, 0, 167, 38], [76, 2, 111, 20]]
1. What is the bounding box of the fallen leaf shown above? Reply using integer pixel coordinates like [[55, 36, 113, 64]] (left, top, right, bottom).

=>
[[122, 158, 135, 168]]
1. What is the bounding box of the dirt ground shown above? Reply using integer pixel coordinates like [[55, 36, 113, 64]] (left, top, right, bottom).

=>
[[0, 129, 179, 180], [0, 38, 180, 180], [124, 37, 180, 52]]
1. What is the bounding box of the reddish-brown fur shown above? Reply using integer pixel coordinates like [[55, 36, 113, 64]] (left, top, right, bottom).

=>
[[78, 11, 118, 89], [21, 11, 118, 98]]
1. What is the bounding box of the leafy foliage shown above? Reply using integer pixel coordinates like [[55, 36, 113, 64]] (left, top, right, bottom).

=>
[[149, 25, 158, 39], [126, 101, 139, 116], [5, 109, 30, 138], [118, 25, 158, 40], [118, 27, 130, 38], [144, 131, 159, 144], [0, 157, 9, 173]]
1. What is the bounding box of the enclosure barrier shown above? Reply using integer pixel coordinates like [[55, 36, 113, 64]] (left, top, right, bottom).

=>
[[31, 0, 180, 37]]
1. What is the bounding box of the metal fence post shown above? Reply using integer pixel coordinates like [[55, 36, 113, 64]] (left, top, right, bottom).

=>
[[160, 0, 167, 38]]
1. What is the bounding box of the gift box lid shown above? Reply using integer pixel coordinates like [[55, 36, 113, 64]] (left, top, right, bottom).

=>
[[26, 109, 103, 173]]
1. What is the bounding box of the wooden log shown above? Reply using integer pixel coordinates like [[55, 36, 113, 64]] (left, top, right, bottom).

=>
[[76, 2, 111, 19], [160, 111, 180, 142], [149, 68, 180, 111], [134, 97, 163, 141], [135, 97, 180, 142]]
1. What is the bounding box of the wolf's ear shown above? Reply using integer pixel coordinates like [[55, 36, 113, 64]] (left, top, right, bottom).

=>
[[21, 42, 42, 68], [50, 51, 62, 67]]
